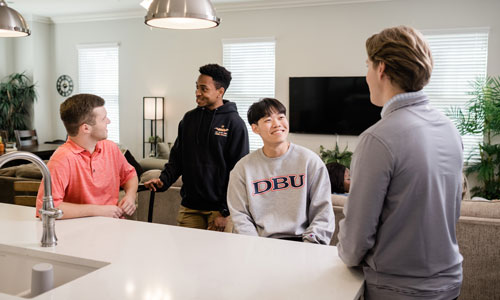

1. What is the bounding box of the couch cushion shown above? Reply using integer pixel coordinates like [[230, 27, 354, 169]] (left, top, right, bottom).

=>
[[139, 157, 168, 172], [140, 169, 182, 187], [16, 164, 43, 179], [331, 194, 347, 207], [461, 200, 500, 219], [0, 166, 18, 177], [330, 196, 500, 219], [140, 170, 161, 183], [156, 143, 170, 159]]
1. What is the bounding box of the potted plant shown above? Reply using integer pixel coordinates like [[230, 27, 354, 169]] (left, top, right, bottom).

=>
[[147, 135, 163, 157], [319, 142, 353, 167], [0, 72, 37, 141], [148, 135, 163, 144], [449, 76, 500, 199]]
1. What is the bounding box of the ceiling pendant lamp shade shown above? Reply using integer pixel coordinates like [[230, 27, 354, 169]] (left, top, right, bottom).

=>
[[0, 0, 30, 37], [145, 0, 220, 30]]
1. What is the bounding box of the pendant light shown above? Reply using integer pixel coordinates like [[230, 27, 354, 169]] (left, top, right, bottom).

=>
[[145, 0, 220, 30], [0, 0, 30, 37]]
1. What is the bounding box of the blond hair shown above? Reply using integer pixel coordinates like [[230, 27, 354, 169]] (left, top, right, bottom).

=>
[[366, 26, 433, 92]]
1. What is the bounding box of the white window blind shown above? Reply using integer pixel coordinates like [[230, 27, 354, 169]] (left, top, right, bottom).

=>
[[223, 38, 276, 151], [423, 29, 489, 162], [78, 43, 120, 143]]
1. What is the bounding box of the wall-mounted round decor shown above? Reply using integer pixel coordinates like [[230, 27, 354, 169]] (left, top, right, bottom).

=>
[[56, 75, 74, 97]]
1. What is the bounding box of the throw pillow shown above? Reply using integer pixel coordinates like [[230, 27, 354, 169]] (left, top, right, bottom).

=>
[[156, 143, 170, 159], [16, 164, 43, 179], [0, 165, 18, 177]]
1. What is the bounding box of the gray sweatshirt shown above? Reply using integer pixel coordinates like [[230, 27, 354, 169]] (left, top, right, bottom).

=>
[[227, 143, 334, 244], [338, 91, 463, 299]]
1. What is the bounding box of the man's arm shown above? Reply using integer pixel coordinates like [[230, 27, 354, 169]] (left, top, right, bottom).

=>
[[56, 152, 139, 219], [57, 202, 124, 219], [55, 176, 138, 220], [227, 165, 259, 236], [303, 164, 335, 244], [118, 175, 138, 216], [337, 133, 392, 266], [155, 122, 184, 192]]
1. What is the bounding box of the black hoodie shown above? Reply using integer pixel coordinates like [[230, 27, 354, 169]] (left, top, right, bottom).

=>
[[158, 100, 249, 212]]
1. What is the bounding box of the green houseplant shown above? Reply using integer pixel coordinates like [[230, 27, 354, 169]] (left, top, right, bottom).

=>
[[148, 135, 163, 143], [319, 142, 353, 167], [449, 76, 500, 199], [0, 72, 37, 141]]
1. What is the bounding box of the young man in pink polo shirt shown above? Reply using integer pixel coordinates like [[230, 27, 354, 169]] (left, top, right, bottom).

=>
[[36, 94, 138, 219]]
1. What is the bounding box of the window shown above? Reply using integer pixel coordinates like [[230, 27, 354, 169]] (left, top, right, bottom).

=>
[[223, 38, 276, 151], [423, 29, 489, 162], [78, 43, 120, 143]]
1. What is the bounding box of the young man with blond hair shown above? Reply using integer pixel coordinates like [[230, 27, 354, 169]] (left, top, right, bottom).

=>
[[337, 26, 463, 299], [36, 93, 138, 219]]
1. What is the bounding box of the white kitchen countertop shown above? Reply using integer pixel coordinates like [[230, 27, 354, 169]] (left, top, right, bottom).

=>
[[0, 203, 363, 299]]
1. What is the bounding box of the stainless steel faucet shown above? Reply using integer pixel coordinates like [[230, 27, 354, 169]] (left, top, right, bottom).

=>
[[0, 151, 63, 247]]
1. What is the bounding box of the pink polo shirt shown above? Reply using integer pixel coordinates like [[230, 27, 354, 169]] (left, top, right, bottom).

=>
[[36, 139, 136, 216]]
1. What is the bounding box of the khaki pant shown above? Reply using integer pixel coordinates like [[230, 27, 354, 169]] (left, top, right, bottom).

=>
[[177, 206, 233, 233]]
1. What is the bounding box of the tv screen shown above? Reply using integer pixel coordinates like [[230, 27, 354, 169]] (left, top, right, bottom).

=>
[[289, 77, 382, 135]]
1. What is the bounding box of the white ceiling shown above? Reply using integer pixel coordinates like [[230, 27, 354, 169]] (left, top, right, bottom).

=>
[[6, 0, 386, 19]]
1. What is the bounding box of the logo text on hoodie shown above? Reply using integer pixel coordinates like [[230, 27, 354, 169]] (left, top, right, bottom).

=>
[[214, 125, 229, 137]]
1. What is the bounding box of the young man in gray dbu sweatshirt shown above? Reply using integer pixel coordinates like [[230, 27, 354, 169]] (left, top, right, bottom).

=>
[[227, 98, 334, 244]]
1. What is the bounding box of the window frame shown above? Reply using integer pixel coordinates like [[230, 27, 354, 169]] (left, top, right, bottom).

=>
[[222, 37, 276, 152], [77, 43, 120, 143]]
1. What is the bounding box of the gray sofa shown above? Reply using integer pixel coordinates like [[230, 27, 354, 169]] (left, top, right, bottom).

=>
[[0, 163, 44, 204], [134, 169, 182, 225]]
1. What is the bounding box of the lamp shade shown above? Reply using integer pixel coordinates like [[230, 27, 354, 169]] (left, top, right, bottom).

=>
[[0, 0, 30, 37], [145, 0, 220, 30], [144, 97, 164, 120]]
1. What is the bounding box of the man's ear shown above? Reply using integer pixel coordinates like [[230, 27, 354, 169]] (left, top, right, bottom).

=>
[[251, 123, 260, 135], [377, 62, 386, 80], [217, 87, 225, 98], [79, 123, 91, 134]]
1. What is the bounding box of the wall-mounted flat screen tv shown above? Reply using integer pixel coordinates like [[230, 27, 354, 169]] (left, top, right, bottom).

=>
[[289, 77, 382, 135]]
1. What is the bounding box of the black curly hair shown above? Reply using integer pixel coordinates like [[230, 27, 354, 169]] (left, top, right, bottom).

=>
[[326, 162, 347, 194], [199, 64, 232, 92]]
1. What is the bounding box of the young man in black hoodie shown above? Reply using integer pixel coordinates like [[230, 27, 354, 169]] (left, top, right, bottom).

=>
[[145, 64, 249, 232]]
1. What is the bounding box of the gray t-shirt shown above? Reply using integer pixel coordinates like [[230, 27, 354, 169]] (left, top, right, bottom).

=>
[[228, 143, 334, 244]]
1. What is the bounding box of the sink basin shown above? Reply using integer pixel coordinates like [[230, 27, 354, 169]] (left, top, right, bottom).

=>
[[0, 244, 109, 298]]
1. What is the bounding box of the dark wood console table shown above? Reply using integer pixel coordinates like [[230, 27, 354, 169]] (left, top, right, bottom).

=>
[[18, 144, 60, 160]]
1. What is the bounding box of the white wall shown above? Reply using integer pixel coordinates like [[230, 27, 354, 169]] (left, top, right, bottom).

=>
[[0, 39, 14, 78], [0, 17, 54, 143], [15, 0, 500, 159], [31, 19, 55, 144]]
